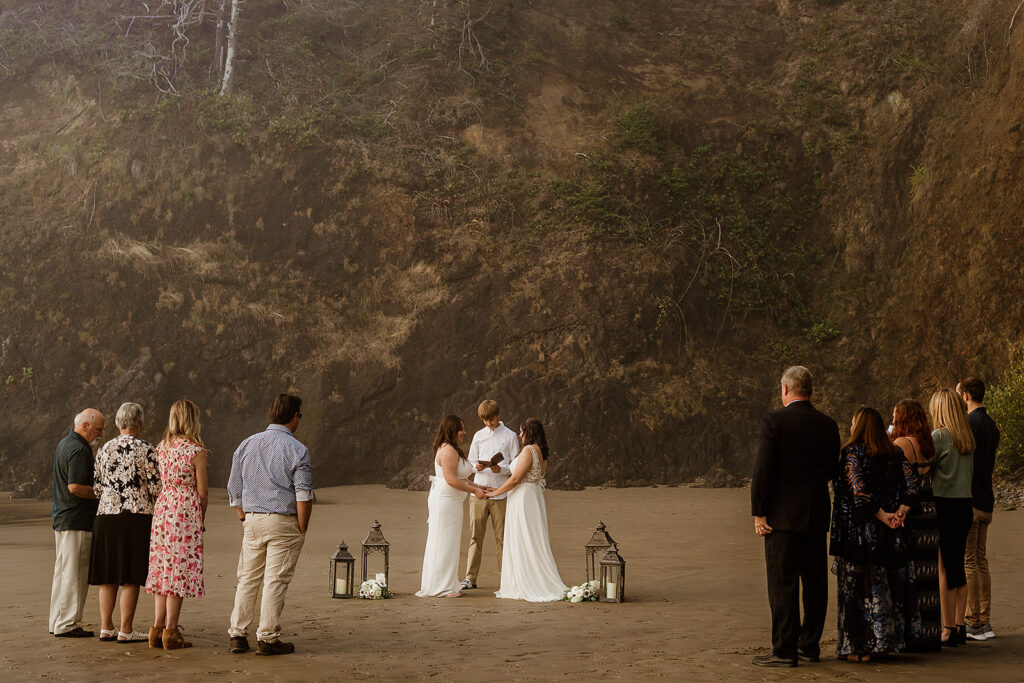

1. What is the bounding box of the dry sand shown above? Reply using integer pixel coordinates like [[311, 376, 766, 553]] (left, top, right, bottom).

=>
[[1, 485, 1022, 681]]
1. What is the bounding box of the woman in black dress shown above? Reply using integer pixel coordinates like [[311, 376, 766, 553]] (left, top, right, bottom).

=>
[[891, 399, 940, 651], [830, 407, 921, 662], [88, 402, 160, 643]]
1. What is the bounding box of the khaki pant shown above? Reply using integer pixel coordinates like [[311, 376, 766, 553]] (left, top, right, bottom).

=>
[[48, 529, 91, 635], [465, 497, 506, 583], [228, 513, 305, 643], [965, 507, 993, 626]]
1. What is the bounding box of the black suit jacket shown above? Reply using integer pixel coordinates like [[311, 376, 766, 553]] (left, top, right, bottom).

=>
[[751, 400, 841, 533]]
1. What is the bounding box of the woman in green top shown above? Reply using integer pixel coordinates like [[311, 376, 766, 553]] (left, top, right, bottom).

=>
[[929, 388, 976, 647]]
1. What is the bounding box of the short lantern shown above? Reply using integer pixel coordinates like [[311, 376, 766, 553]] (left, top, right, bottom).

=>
[[599, 543, 626, 603], [361, 520, 391, 586], [330, 541, 356, 599], [585, 521, 616, 582]]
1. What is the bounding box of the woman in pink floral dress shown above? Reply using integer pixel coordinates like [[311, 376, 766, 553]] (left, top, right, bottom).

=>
[[145, 399, 208, 650]]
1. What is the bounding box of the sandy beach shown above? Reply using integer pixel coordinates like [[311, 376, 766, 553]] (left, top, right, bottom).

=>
[[2, 485, 1022, 681]]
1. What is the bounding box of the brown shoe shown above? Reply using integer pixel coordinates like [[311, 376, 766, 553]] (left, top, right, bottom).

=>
[[148, 626, 162, 648], [162, 626, 193, 650], [256, 639, 295, 656]]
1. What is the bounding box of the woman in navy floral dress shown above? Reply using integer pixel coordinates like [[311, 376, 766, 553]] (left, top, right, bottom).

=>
[[829, 407, 921, 662]]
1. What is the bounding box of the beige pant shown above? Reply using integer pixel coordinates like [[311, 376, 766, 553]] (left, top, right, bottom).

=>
[[228, 513, 305, 642], [49, 529, 91, 635], [965, 507, 993, 626], [465, 497, 506, 583]]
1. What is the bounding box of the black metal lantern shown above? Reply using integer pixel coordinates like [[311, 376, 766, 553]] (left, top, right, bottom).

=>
[[599, 543, 626, 603], [361, 520, 391, 586], [585, 521, 616, 582], [330, 541, 356, 599]]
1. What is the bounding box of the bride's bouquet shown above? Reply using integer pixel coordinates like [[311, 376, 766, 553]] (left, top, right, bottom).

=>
[[359, 573, 393, 599], [562, 580, 600, 603]]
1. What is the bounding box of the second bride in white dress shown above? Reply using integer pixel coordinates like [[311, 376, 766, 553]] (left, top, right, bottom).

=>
[[416, 415, 489, 598], [488, 418, 567, 602]]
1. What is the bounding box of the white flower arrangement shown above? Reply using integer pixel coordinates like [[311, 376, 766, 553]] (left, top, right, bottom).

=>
[[561, 580, 600, 603], [358, 573, 393, 599]]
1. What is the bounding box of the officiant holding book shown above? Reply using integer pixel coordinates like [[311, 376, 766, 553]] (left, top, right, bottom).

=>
[[461, 400, 519, 590]]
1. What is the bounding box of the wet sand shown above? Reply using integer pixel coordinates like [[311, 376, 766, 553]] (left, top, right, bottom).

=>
[[1, 485, 1022, 681]]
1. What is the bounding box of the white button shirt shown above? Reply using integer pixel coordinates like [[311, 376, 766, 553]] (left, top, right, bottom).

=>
[[466, 422, 519, 501]]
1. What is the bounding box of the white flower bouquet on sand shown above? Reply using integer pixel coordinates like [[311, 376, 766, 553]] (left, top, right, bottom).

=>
[[359, 573, 393, 599], [562, 580, 600, 603]]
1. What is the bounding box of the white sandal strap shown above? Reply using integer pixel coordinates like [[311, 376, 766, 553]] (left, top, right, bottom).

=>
[[100, 628, 118, 638], [117, 630, 148, 642]]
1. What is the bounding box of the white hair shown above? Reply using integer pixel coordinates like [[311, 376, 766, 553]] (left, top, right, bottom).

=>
[[115, 402, 144, 430], [74, 408, 103, 428]]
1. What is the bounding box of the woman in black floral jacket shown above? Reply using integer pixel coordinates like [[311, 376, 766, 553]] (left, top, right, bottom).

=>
[[829, 407, 921, 662], [88, 402, 160, 643]]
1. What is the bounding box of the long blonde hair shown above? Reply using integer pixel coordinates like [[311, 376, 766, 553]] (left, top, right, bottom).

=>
[[929, 388, 975, 456], [162, 398, 204, 447]]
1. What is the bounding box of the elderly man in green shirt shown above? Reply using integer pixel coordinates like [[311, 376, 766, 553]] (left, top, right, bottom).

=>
[[49, 408, 105, 638]]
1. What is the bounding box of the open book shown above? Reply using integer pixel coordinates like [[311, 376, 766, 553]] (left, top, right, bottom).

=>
[[476, 452, 503, 467]]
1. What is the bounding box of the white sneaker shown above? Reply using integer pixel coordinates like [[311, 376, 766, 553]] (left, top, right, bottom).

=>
[[459, 578, 476, 590], [983, 623, 995, 639]]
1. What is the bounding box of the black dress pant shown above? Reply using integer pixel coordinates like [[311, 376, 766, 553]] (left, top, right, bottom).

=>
[[764, 529, 827, 659]]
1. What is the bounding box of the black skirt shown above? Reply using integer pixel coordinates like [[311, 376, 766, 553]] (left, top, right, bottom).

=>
[[88, 512, 152, 586], [933, 496, 972, 590]]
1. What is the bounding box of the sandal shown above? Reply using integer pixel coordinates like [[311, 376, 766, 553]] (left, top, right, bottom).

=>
[[442, 591, 463, 598], [941, 626, 958, 647], [162, 625, 193, 650], [117, 630, 148, 643], [844, 653, 871, 662], [99, 628, 118, 642]]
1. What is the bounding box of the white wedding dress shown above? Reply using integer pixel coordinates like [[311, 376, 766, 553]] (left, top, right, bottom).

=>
[[495, 445, 567, 602], [416, 455, 473, 597]]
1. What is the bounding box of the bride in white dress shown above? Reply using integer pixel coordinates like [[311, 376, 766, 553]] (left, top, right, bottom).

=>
[[416, 415, 489, 598], [487, 418, 567, 602]]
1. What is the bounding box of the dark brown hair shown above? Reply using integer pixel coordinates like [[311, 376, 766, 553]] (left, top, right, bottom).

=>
[[959, 377, 986, 403], [432, 415, 465, 459], [891, 399, 935, 461], [844, 407, 897, 458], [520, 418, 549, 460], [270, 394, 302, 425]]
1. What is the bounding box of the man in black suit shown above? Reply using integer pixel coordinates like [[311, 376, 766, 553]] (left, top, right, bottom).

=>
[[751, 366, 840, 668]]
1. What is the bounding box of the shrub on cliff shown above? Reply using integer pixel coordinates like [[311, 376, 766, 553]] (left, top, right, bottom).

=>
[[988, 342, 1024, 473]]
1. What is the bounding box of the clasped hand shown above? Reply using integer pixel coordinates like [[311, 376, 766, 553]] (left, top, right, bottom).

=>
[[473, 485, 494, 499], [876, 509, 904, 529]]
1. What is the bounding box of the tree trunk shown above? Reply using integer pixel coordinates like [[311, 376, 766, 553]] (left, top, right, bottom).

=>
[[212, 0, 228, 75], [219, 0, 241, 95]]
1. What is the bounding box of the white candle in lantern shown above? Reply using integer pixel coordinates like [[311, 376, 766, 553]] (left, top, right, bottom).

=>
[[335, 576, 347, 594], [606, 582, 617, 600]]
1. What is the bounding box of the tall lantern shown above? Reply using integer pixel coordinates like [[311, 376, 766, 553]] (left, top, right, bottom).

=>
[[599, 543, 626, 603], [330, 541, 356, 599], [361, 520, 391, 586], [585, 521, 616, 582]]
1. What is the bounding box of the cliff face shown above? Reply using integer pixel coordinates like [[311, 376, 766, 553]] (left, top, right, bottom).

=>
[[1, 0, 1021, 493]]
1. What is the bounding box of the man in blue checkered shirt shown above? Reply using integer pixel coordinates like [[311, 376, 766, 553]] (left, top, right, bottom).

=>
[[226, 394, 313, 656]]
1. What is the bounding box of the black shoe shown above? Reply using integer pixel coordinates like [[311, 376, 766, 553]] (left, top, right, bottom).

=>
[[752, 653, 797, 668], [229, 636, 250, 654], [956, 625, 967, 645], [55, 627, 94, 638], [798, 650, 820, 662], [941, 626, 958, 647], [256, 640, 295, 656]]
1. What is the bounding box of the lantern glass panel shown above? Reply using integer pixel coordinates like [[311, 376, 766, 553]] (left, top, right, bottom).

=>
[[600, 564, 622, 601], [362, 549, 388, 582], [330, 542, 356, 598]]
